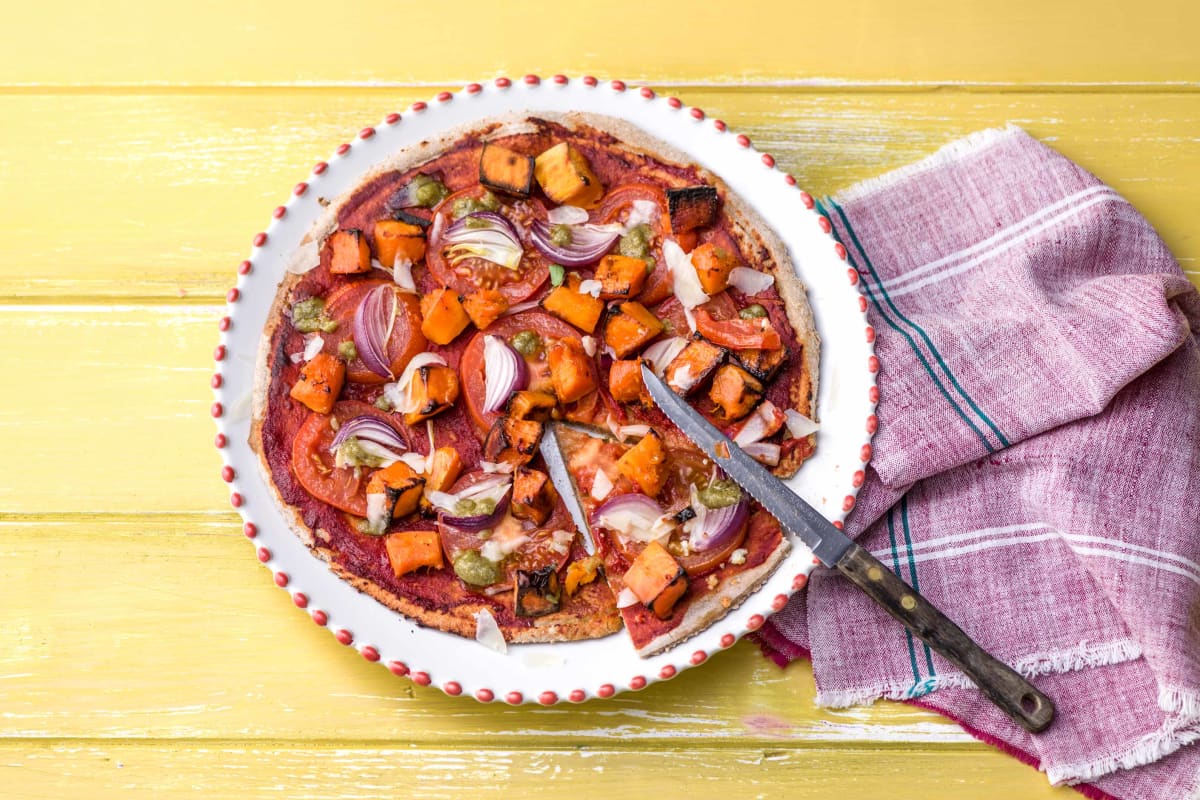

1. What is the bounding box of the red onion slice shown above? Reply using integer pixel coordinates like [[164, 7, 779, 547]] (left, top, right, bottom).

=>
[[353, 284, 397, 379], [442, 211, 524, 270], [529, 220, 621, 267], [688, 495, 748, 552], [482, 335, 529, 413], [328, 415, 408, 467], [591, 493, 673, 542], [432, 474, 513, 530]]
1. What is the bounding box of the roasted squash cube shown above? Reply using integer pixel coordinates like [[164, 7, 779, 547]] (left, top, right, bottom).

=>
[[666, 185, 719, 234], [420, 287, 471, 345], [289, 352, 345, 413], [690, 242, 738, 295], [426, 447, 462, 493], [534, 142, 604, 208], [594, 254, 648, 300], [608, 359, 650, 405], [367, 461, 426, 522], [511, 466, 558, 525], [616, 429, 668, 497], [547, 338, 597, 403], [462, 289, 509, 330], [734, 345, 790, 383], [479, 142, 535, 197], [403, 364, 460, 425], [541, 278, 605, 333], [708, 364, 764, 422], [514, 565, 562, 617], [385, 530, 444, 577], [603, 302, 664, 359], [482, 416, 544, 466], [507, 390, 557, 421], [327, 229, 372, 274], [664, 337, 726, 395], [373, 219, 426, 268], [624, 540, 688, 619], [564, 555, 603, 596]]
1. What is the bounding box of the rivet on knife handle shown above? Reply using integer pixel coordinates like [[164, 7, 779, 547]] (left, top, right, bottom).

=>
[[836, 544, 1055, 733]]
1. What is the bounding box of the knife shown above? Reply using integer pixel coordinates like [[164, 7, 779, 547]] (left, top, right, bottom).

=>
[[640, 363, 1055, 734], [539, 422, 596, 555]]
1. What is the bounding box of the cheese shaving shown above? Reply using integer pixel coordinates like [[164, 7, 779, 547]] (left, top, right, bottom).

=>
[[590, 469, 614, 501], [399, 451, 429, 474], [616, 587, 640, 608], [784, 409, 820, 438], [727, 266, 774, 296], [577, 279, 602, 298], [623, 199, 659, 232], [392, 255, 417, 293], [547, 205, 589, 225], [302, 333, 324, 362], [663, 239, 709, 310], [474, 609, 508, 654], [480, 460, 516, 474], [581, 336, 598, 356]]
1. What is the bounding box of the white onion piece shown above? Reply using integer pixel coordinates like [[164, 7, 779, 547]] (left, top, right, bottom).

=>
[[623, 199, 659, 232], [365, 492, 389, 533], [616, 587, 640, 608], [399, 451, 429, 474], [727, 266, 775, 296], [616, 424, 651, 440], [590, 469, 614, 501], [383, 352, 448, 413], [480, 460, 515, 474], [592, 494, 674, 542], [289, 351, 304, 364], [577, 279, 602, 298], [302, 333, 324, 362], [354, 439, 405, 467], [392, 255, 417, 293], [784, 409, 820, 438], [474, 609, 508, 654], [547, 205, 589, 225], [741, 442, 782, 466], [642, 337, 688, 376], [284, 240, 321, 274], [733, 409, 772, 446], [581, 336, 598, 356], [663, 239, 709, 310], [426, 490, 461, 513]]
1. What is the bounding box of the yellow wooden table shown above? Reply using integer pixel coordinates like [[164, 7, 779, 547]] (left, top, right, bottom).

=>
[[4, 2, 1197, 796]]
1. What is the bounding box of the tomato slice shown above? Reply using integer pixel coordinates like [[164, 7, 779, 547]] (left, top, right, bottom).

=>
[[323, 280, 426, 384], [599, 183, 675, 305], [459, 311, 583, 435], [437, 471, 574, 587], [694, 308, 782, 350], [425, 186, 550, 303], [291, 401, 408, 516], [652, 292, 739, 339]]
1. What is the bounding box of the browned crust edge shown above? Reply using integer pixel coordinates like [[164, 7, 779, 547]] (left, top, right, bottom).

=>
[[635, 537, 793, 658]]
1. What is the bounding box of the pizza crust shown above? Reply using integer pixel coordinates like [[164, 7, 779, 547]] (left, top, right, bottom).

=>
[[248, 112, 819, 656]]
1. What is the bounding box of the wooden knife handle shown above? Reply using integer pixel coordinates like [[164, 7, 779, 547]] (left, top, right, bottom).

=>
[[835, 544, 1055, 733]]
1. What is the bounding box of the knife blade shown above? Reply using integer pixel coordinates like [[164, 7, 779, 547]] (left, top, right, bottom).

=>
[[640, 363, 1055, 734], [538, 422, 596, 555]]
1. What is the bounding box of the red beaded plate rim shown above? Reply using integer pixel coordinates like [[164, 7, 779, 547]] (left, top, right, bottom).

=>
[[211, 75, 878, 705]]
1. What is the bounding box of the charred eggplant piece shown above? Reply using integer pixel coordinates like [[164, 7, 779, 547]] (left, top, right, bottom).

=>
[[514, 564, 562, 617], [479, 142, 535, 197], [666, 185, 719, 233]]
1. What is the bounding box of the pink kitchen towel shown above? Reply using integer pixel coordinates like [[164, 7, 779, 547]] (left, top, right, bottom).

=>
[[754, 126, 1200, 799]]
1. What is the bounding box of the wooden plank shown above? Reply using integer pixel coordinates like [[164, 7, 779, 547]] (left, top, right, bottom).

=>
[[0, 306, 226, 513], [0, 515, 967, 744], [1, 0, 1196, 87], [0, 742, 1071, 799], [2, 90, 1197, 300]]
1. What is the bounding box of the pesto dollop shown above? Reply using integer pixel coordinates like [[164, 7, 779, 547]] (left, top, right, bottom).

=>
[[697, 479, 742, 509], [335, 436, 389, 469], [549, 224, 573, 247], [409, 173, 450, 208], [453, 550, 501, 587], [454, 497, 497, 517], [451, 190, 501, 220], [291, 297, 338, 334], [739, 304, 768, 320], [338, 340, 358, 361], [618, 224, 656, 272], [509, 329, 542, 356]]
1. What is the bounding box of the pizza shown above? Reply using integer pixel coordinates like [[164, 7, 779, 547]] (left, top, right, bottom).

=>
[[251, 112, 820, 657]]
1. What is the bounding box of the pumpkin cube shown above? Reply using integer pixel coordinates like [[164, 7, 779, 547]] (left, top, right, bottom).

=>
[[603, 302, 664, 359], [666, 185, 719, 234], [482, 416, 544, 466], [403, 364, 460, 425], [420, 287, 471, 345], [289, 352, 345, 413], [624, 541, 688, 619], [511, 466, 558, 525], [547, 338, 597, 403], [373, 219, 426, 268], [385, 530, 444, 577], [367, 461, 426, 522], [534, 142, 604, 208], [541, 277, 605, 334], [616, 429, 668, 498], [593, 254, 648, 300], [664, 337, 725, 395], [479, 142, 535, 197]]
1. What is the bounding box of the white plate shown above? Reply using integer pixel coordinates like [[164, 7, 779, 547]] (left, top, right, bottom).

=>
[[211, 75, 877, 705]]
